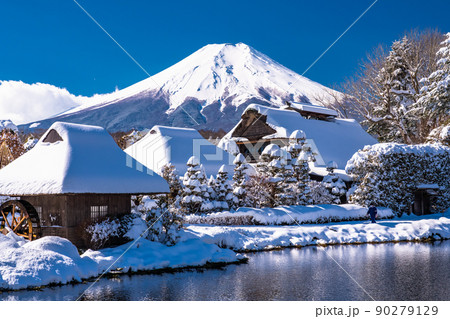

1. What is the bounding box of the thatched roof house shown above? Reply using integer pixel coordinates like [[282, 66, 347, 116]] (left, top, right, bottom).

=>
[[125, 125, 235, 176], [222, 104, 376, 177], [0, 122, 169, 246]]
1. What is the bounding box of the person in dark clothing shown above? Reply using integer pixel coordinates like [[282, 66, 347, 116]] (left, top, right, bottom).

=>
[[367, 203, 377, 223]]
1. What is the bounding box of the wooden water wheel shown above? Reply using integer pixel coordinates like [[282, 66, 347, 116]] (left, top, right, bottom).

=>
[[0, 200, 41, 240]]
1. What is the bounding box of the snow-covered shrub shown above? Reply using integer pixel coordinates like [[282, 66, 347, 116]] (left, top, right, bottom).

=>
[[245, 174, 273, 208], [346, 143, 450, 215], [84, 215, 133, 250], [308, 180, 335, 205], [427, 124, 450, 146], [132, 195, 183, 246], [185, 204, 395, 226], [323, 161, 347, 204]]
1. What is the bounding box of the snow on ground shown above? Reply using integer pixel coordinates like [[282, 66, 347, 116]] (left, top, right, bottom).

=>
[[0, 233, 242, 291], [185, 204, 394, 225], [182, 212, 450, 251], [1, 203, 449, 290]]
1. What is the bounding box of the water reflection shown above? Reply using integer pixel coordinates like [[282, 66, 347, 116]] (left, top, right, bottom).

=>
[[1, 241, 449, 301]]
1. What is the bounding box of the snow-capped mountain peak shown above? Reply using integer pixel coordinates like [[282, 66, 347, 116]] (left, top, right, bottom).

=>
[[28, 43, 340, 132]]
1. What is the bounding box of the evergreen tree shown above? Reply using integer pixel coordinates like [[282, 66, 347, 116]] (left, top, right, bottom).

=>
[[373, 36, 418, 143], [207, 175, 218, 211], [181, 156, 208, 215], [287, 130, 306, 160], [214, 165, 234, 211], [415, 33, 450, 127], [135, 195, 183, 246], [232, 153, 250, 207], [160, 163, 182, 205], [294, 150, 312, 205], [323, 161, 347, 204], [197, 164, 214, 213]]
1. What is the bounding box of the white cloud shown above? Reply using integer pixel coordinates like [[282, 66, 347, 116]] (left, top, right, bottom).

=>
[[0, 80, 91, 125]]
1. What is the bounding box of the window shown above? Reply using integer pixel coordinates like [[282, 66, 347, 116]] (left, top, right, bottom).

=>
[[90, 205, 108, 220]]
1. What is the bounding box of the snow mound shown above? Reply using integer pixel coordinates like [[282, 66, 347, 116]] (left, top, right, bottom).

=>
[[0, 234, 243, 290], [0, 234, 98, 290]]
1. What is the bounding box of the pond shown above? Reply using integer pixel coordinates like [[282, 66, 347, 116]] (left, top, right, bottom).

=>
[[1, 241, 449, 301]]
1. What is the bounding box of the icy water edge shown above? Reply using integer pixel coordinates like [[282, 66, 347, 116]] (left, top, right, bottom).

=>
[[1, 240, 449, 301]]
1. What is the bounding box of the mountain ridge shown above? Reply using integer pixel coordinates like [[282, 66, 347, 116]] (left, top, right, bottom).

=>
[[23, 43, 341, 132]]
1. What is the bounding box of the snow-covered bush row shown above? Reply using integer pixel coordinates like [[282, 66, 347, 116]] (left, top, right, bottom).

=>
[[0, 231, 243, 290], [346, 143, 450, 215], [184, 212, 450, 251], [185, 204, 394, 226]]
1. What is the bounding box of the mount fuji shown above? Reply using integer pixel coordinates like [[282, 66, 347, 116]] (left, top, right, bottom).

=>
[[25, 43, 340, 132]]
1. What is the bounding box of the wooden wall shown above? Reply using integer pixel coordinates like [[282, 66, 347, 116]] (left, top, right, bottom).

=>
[[21, 194, 131, 247], [231, 110, 276, 141]]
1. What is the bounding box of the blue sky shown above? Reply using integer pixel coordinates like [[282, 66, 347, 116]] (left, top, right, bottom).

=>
[[1, 0, 449, 96]]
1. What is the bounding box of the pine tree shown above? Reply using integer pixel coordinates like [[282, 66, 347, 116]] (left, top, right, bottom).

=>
[[207, 175, 218, 211], [415, 32, 450, 128], [322, 161, 347, 204], [214, 165, 234, 211], [279, 148, 297, 205], [160, 163, 182, 205], [287, 130, 306, 159], [181, 156, 205, 215], [232, 153, 250, 207], [373, 36, 418, 143], [294, 150, 312, 205]]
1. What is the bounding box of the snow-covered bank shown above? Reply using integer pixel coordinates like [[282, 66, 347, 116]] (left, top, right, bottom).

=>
[[183, 213, 450, 251], [185, 204, 394, 225], [0, 233, 243, 291]]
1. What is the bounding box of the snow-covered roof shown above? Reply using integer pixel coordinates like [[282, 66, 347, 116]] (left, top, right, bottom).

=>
[[0, 122, 169, 195], [125, 125, 235, 176], [0, 120, 18, 133], [225, 104, 377, 169], [285, 102, 339, 117]]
